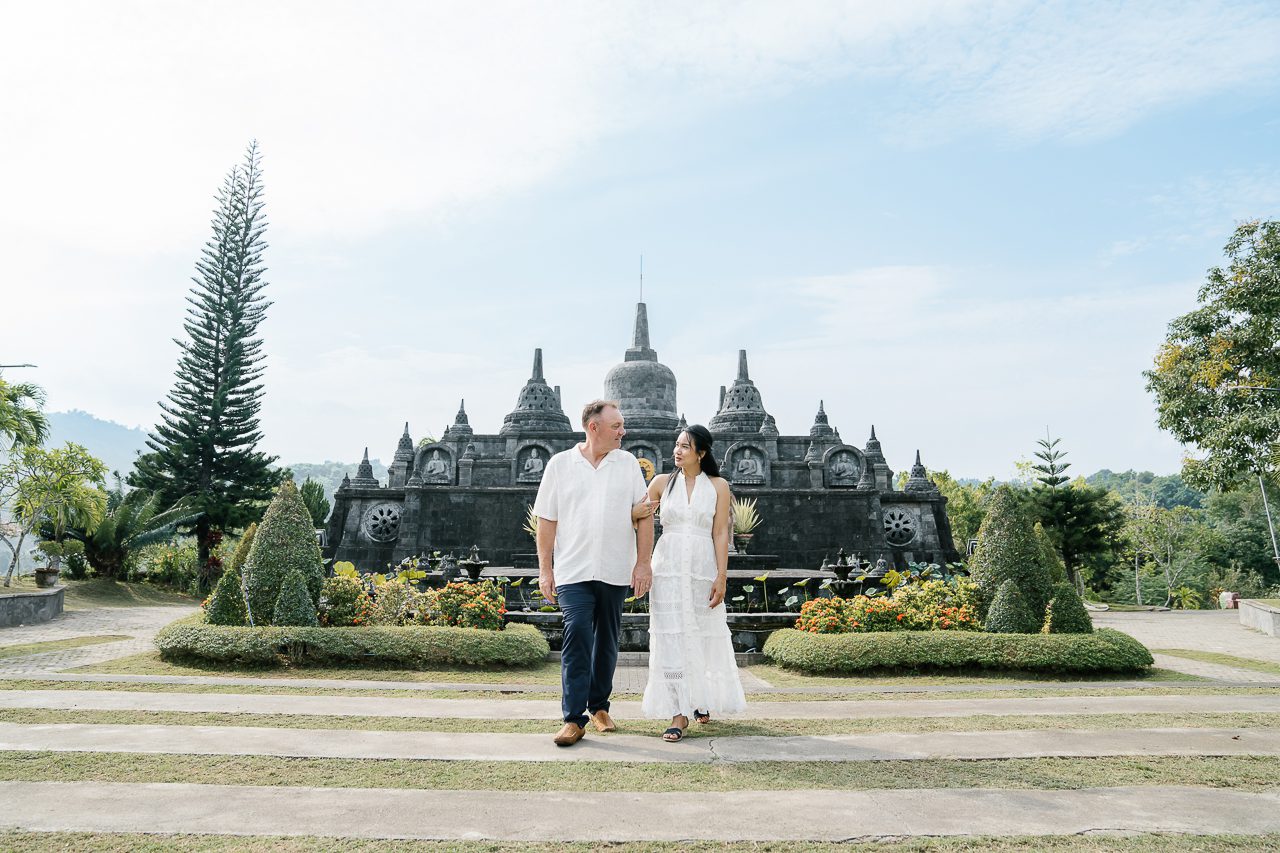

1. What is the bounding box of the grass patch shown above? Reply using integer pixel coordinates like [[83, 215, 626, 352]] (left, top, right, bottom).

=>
[[5, 833, 1280, 853], [58, 579, 197, 610], [3, 677, 1270, 703], [1154, 649, 1280, 677], [6, 707, 1280, 737], [2, 832, 1279, 852], [747, 664, 1200, 688], [73, 651, 562, 684], [0, 636, 130, 660], [4, 751, 1280, 793]]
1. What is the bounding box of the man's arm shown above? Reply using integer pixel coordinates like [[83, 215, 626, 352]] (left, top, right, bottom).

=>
[[631, 515, 654, 597], [537, 517, 558, 603]]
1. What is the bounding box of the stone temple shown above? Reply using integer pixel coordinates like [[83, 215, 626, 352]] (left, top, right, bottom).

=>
[[324, 303, 959, 570]]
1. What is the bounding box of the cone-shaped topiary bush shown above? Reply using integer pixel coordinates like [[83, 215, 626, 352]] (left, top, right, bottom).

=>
[[985, 578, 1038, 633], [970, 486, 1051, 621], [243, 481, 324, 625], [1033, 522, 1067, 585], [1043, 581, 1094, 634], [272, 570, 319, 627], [205, 568, 248, 626], [229, 522, 258, 576]]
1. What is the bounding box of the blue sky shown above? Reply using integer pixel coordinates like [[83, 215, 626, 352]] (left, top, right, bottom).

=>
[[3, 1, 1279, 479]]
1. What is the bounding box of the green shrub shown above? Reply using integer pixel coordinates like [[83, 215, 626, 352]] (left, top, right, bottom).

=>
[[1033, 522, 1067, 585], [319, 576, 373, 627], [423, 581, 507, 631], [228, 522, 257, 576], [1043, 581, 1094, 634], [243, 481, 324, 625], [969, 486, 1051, 620], [272, 570, 319, 627], [370, 579, 418, 626], [985, 577, 1038, 634], [794, 597, 854, 633], [154, 619, 549, 668], [763, 627, 1152, 675], [204, 568, 248, 626], [144, 542, 200, 592]]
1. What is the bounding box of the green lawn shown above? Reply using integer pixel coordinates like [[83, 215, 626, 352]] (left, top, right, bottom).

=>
[[6, 707, 1278, 737], [2, 831, 1277, 852], [1153, 649, 1280, 676], [1, 577, 197, 610], [0, 636, 129, 660]]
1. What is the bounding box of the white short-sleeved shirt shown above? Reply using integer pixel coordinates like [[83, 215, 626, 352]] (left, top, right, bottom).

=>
[[533, 445, 648, 587]]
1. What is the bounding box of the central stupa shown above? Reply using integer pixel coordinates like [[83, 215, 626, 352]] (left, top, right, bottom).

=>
[[601, 303, 679, 431]]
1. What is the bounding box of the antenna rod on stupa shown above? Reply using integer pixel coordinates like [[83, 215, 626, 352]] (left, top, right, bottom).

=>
[[531, 348, 544, 381], [737, 349, 750, 381], [640, 253, 644, 302]]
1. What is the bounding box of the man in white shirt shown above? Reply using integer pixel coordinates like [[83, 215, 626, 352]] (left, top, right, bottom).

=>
[[535, 399, 654, 746]]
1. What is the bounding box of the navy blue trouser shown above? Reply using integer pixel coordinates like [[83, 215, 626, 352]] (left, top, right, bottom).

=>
[[557, 580, 628, 727]]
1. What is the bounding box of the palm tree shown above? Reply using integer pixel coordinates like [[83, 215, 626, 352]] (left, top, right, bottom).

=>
[[0, 375, 49, 450], [67, 481, 200, 579]]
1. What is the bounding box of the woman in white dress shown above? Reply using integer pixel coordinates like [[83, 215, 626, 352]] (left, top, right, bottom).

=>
[[637, 424, 747, 741]]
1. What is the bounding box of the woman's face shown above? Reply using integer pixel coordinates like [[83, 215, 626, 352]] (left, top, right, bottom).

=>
[[673, 431, 703, 470]]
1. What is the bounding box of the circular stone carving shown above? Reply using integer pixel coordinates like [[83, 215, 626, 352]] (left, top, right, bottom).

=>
[[882, 508, 918, 546], [363, 503, 402, 542]]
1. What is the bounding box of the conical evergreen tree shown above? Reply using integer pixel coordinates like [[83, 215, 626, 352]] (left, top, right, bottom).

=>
[[985, 578, 1037, 633], [229, 522, 258, 576], [205, 567, 248, 626], [130, 142, 283, 593], [970, 485, 1051, 620], [1043, 581, 1094, 634], [1033, 521, 1067, 585], [243, 480, 324, 624], [272, 570, 319, 627]]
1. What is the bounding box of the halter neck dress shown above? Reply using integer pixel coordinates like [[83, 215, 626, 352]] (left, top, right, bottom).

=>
[[641, 472, 747, 719]]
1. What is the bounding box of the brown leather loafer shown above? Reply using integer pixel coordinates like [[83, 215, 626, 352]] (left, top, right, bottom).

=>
[[553, 722, 585, 746], [589, 709, 617, 733]]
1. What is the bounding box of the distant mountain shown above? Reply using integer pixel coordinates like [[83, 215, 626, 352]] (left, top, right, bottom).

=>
[[285, 460, 388, 505], [45, 410, 150, 477]]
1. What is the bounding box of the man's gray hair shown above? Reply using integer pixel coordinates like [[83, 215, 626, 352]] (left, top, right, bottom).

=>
[[581, 399, 620, 428]]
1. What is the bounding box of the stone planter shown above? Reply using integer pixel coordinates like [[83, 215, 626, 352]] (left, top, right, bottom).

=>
[[34, 567, 60, 589], [1240, 599, 1280, 637], [0, 585, 64, 627], [733, 533, 753, 554]]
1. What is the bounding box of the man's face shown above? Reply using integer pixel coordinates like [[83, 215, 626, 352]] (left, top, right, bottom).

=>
[[591, 405, 626, 448]]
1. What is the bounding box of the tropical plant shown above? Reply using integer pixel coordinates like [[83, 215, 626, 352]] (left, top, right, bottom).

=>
[[242, 480, 325, 625], [422, 581, 507, 630], [0, 373, 49, 451], [66, 483, 200, 579], [731, 497, 761, 535], [1169, 584, 1205, 610], [522, 504, 538, 542], [129, 142, 285, 593], [318, 575, 373, 627], [0, 442, 107, 585], [795, 597, 855, 634]]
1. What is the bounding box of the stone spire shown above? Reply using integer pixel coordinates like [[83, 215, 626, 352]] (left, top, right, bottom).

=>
[[709, 349, 773, 434], [388, 423, 416, 488], [351, 447, 379, 487], [502, 348, 572, 434], [443, 399, 474, 441], [904, 449, 937, 492], [862, 426, 893, 491], [676, 413, 688, 432], [602, 302, 679, 430], [759, 413, 779, 437], [809, 400, 835, 438]]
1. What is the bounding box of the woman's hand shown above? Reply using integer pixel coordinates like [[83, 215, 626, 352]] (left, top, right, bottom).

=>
[[631, 497, 658, 521], [709, 575, 727, 608]]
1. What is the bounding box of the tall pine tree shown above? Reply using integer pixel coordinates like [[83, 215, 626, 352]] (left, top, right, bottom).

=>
[[132, 142, 283, 592]]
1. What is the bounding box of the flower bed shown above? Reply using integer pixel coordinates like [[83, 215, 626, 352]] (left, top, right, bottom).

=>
[[794, 579, 981, 634], [763, 627, 1153, 675], [156, 616, 548, 668]]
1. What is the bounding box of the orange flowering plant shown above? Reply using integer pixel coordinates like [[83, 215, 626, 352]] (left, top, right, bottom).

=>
[[422, 580, 507, 631], [319, 575, 374, 627], [795, 579, 980, 634]]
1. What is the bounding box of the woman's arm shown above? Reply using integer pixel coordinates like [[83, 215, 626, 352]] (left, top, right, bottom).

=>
[[632, 474, 668, 521], [709, 477, 731, 607]]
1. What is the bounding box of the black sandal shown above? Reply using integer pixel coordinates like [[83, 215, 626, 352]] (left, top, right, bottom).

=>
[[693, 709, 711, 724], [662, 715, 689, 742]]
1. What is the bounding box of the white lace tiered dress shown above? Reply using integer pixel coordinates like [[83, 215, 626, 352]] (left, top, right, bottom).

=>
[[642, 472, 747, 719]]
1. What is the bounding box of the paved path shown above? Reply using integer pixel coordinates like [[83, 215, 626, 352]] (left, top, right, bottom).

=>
[[0, 605, 195, 676], [5, 688, 1279, 719], [1098, 610, 1280, 661], [6, 782, 1280, 841], [5, 721, 1276, 764]]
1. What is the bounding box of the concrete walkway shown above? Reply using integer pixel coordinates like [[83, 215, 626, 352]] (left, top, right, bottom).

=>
[[1098, 610, 1280, 662], [4, 721, 1277, 764], [6, 687, 1279, 719], [6, 781, 1280, 841], [0, 604, 195, 676]]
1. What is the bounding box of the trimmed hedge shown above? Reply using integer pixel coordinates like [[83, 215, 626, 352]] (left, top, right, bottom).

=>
[[273, 570, 319, 627], [763, 627, 1153, 675], [985, 578, 1037, 634], [1043, 581, 1094, 634], [970, 485, 1052, 620], [243, 481, 324, 624], [155, 617, 549, 668]]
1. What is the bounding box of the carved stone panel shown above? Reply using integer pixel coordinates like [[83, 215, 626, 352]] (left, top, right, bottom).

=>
[[362, 502, 402, 543], [516, 444, 549, 483], [727, 444, 767, 485], [882, 506, 919, 546], [824, 448, 862, 488], [415, 445, 454, 485]]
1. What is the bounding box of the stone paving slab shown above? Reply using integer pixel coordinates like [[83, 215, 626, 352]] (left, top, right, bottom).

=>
[[5, 688, 1280, 720], [5, 781, 1280, 840], [4, 721, 1277, 764], [1152, 653, 1280, 683], [1098, 610, 1280, 663]]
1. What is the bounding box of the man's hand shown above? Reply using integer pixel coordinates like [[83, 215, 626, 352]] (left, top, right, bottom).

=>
[[631, 561, 653, 598], [538, 569, 557, 603], [709, 575, 727, 608]]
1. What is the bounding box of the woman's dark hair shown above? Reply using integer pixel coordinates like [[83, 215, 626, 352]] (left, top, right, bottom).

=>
[[665, 424, 719, 498]]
